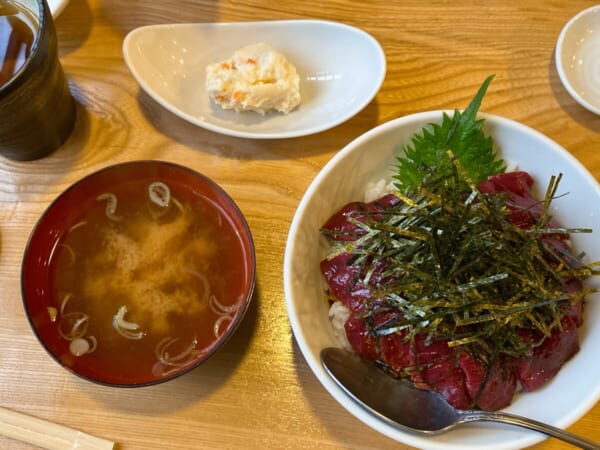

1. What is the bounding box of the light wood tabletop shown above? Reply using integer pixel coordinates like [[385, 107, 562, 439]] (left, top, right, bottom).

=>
[[1, 1, 600, 449]]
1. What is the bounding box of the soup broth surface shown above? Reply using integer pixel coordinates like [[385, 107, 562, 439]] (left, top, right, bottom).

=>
[[47, 179, 249, 383], [0, 1, 36, 85]]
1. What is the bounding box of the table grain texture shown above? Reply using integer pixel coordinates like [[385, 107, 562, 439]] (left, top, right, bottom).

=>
[[1, 1, 600, 449]]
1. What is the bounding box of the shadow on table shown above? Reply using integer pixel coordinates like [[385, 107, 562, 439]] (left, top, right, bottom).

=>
[[135, 88, 382, 162], [56, 0, 222, 55], [96, 0, 220, 35], [79, 284, 260, 414], [288, 337, 399, 449], [55, 0, 93, 56], [548, 49, 600, 134]]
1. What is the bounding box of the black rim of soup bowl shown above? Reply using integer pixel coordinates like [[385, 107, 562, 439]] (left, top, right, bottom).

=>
[[20, 160, 256, 387]]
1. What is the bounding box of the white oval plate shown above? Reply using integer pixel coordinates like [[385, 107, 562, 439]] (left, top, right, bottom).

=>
[[48, 0, 69, 17], [122, 20, 386, 139], [284, 111, 600, 449]]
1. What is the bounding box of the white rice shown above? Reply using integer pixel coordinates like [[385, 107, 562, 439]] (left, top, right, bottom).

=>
[[328, 301, 352, 350], [364, 178, 395, 203]]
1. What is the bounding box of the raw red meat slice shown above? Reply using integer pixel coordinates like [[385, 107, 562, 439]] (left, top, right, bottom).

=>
[[479, 171, 543, 229], [322, 171, 587, 411], [458, 352, 517, 411], [378, 331, 412, 373], [344, 314, 378, 360], [320, 252, 396, 312], [565, 298, 584, 327], [321, 194, 401, 242], [479, 171, 534, 196], [321, 202, 372, 241], [479, 171, 568, 234], [373, 193, 401, 209], [516, 316, 580, 391], [320, 253, 365, 311], [409, 336, 472, 410]]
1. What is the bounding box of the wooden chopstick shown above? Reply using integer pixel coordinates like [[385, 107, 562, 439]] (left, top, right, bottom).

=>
[[0, 406, 114, 450]]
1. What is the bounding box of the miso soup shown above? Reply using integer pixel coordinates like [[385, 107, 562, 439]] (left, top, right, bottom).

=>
[[45, 178, 250, 384]]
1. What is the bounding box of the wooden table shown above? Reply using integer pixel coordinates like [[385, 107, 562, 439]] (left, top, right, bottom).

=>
[[1, 1, 599, 449]]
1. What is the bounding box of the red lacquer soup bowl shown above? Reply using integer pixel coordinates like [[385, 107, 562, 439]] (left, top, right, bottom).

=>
[[22, 161, 255, 386]]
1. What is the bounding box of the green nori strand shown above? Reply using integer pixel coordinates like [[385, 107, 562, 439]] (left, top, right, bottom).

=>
[[320, 78, 600, 400], [330, 157, 598, 362]]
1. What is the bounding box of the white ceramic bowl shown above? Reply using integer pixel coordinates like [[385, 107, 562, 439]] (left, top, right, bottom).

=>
[[123, 20, 386, 139], [556, 6, 600, 115], [284, 111, 600, 449]]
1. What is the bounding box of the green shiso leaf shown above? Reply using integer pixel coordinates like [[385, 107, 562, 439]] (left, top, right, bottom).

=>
[[394, 75, 506, 193]]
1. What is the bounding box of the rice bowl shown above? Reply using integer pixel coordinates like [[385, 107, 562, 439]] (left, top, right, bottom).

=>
[[284, 111, 600, 449]]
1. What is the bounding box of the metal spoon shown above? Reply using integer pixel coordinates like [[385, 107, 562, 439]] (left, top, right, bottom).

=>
[[321, 347, 600, 449]]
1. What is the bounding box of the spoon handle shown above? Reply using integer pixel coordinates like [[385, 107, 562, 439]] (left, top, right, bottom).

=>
[[459, 410, 600, 450]]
